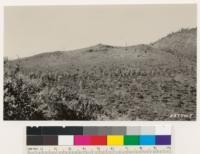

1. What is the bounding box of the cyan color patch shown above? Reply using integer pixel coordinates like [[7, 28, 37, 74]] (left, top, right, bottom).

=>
[[139, 135, 156, 145]]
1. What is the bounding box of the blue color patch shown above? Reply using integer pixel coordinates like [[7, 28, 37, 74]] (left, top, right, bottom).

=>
[[139, 135, 156, 145]]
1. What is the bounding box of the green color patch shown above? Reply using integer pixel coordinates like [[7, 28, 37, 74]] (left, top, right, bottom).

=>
[[124, 135, 139, 145]]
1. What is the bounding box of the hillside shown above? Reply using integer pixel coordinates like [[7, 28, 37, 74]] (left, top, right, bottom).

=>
[[4, 28, 197, 120], [152, 28, 197, 61], [9, 28, 196, 73]]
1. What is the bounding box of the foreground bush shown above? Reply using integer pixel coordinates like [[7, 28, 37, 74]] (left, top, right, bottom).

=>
[[4, 65, 44, 120]]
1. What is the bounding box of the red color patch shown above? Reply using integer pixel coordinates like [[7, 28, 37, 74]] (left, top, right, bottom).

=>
[[91, 136, 107, 145]]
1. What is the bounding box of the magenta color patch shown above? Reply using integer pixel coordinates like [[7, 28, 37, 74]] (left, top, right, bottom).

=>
[[74, 135, 91, 145]]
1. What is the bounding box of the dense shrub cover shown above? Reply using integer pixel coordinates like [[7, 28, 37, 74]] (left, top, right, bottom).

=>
[[4, 63, 103, 120], [4, 60, 196, 120]]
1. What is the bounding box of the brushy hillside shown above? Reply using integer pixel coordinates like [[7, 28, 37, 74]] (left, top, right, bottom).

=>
[[9, 43, 183, 72], [4, 28, 196, 120], [152, 28, 197, 61]]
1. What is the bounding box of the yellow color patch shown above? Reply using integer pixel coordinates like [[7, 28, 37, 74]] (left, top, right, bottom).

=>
[[107, 135, 124, 145]]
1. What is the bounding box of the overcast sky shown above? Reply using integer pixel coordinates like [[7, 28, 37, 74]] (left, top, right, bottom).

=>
[[4, 4, 196, 59]]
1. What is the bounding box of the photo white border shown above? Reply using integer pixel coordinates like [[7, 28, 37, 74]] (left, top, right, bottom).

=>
[[0, 0, 199, 154]]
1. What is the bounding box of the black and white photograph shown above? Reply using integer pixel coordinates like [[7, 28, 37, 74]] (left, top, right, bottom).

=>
[[4, 4, 197, 120]]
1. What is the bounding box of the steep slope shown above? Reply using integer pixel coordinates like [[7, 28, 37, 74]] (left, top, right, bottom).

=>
[[152, 28, 197, 61]]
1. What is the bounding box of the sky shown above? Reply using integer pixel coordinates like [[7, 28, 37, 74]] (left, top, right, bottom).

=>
[[4, 4, 196, 59]]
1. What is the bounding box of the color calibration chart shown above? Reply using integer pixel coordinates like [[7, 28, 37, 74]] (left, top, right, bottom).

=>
[[26, 126, 172, 154]]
